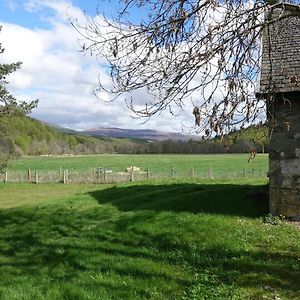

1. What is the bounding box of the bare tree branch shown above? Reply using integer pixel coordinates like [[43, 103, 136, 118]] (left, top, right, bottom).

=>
[[71, 0, 300, 138]]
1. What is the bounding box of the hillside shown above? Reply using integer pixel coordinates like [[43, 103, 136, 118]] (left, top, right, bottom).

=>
[[0, 114, 269, 157], [83, 124, 268, 147], [83, 127, 196, 141], [220, 124, 268, 153], [0, 114, 148, 156]]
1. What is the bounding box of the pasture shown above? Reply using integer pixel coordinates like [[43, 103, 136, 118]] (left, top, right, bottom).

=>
[[1, 154, 299, 299], [5, 154, 269, 183], [9, 153, 268, 173]]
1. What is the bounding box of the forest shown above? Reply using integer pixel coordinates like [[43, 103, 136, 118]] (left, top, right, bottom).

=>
[[0, 114, 268, 157]]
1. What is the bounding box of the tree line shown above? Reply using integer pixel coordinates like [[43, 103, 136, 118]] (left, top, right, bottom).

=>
[[0, 114, 268, 160]]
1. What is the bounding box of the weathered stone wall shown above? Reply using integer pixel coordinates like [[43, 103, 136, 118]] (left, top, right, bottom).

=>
[[269, 92, 300, 217], [259, 11, 300, 94]]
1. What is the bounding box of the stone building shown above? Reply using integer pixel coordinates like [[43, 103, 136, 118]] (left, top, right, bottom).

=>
[[257, 8, 300, 217]]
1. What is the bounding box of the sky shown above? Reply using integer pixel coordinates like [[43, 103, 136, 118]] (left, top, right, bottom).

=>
[[0, 0, 194, 132]]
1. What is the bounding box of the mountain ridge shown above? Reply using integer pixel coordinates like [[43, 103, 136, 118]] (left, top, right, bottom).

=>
[[82, 126, 196, 141]]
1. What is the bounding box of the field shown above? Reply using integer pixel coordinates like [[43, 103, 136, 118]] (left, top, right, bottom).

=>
[[6, 154, 269, 182], [9, 153, 268, 173], [1, 154, 299, 299]]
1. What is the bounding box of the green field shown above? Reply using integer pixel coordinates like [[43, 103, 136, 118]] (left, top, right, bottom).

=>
[[0, 174, 300, 299], [1, 154, 299, 299], [9, 154, 268, 178]]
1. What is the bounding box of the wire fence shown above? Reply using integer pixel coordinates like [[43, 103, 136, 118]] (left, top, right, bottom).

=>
[[0, 166, 268, 184]]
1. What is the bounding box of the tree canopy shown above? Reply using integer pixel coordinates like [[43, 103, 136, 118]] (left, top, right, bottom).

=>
[[73, 0, 300, 138]]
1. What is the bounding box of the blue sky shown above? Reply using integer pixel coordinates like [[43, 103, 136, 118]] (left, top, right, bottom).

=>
[[0, 0, 192, 131], [0, 0, 109, 28], [1, 1, 85, 29]]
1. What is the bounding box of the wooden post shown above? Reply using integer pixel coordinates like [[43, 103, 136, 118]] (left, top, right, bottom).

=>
[[208, 165, 214, 179], [171, 166, 175, 177], [27, 168, 32, 183], [130, 167, 134, 182], [243, 168, 247, 178], [104, 169, 107, 183], [63, 170, 66, 184], [96, 169, 100, 184], [35, 171, 39, 184], [66, 169, 69, 183], [147, 169, 150, 180], [93, 168, 96, 183], [4, 170, 7, 183]]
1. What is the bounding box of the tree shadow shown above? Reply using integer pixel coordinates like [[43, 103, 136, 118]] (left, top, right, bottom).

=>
[[0, 205, 193, 299], [1, 182, 299, 299], [89, 183, 269, 218]]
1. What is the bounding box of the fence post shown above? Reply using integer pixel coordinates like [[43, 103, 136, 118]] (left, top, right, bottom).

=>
[[28, 168, 32, 183], [243, 168, 247, 178], [95, 169, 99, 184], [208, 165, 214, 179], [93, 168, 96, 183], [147, 169, 150, 180], [130, 167, 134, 182], [171, 166, 175, 177], [4, 170, 7, 183], [252, 168, 255, 177], [66, 169, 69, 183], [63, 170, 66, 184], [104, 169, 107, 183], [35, 171, 39, 184]]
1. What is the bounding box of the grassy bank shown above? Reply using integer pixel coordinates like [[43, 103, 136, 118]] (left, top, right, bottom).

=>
[[0, 178, 299, 299]]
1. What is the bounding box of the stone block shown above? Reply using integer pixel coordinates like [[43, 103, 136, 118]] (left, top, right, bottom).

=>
[[269, 188, 300, 217]]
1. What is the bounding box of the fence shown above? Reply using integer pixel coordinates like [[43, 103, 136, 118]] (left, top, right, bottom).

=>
[[0, 166, 268, 184]]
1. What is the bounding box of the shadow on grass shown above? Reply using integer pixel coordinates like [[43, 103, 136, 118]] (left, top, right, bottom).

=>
[[89, 183, 269, 218], [0, 182, 299, 299]]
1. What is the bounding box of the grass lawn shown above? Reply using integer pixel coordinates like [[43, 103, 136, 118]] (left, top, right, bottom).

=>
[[0, 178, 299, 299]]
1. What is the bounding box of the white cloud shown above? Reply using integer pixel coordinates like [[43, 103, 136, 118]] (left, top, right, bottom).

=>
[[8, 72, 33, 89], [4, 0, 18, 11], [0, 0, 196, 133]]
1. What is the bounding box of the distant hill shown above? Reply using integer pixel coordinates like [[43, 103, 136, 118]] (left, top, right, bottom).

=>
[[82, 127, 196, 141], [0, 114, 268, 157], [40, 121, 79, 135], [0, 114, 149, 156]]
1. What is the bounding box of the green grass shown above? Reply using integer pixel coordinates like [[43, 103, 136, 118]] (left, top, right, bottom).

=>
[[9, 153, 268, 176], [0, 183, 99, 209], [0, 178, 299, 299]]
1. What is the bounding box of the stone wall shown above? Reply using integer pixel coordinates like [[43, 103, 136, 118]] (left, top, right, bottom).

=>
[[269, 92, 300, 217], [259, 11, 300, 94]]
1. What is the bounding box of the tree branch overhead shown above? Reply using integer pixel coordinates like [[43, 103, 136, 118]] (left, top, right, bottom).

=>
[[72, 0, 300, 137]]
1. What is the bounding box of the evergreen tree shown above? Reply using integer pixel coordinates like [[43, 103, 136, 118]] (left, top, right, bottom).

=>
[[0, 26, 37, 171]]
